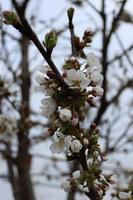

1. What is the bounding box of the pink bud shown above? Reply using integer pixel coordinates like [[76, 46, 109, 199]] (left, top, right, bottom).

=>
[[71, 117, 79, 126], [62, 72, 67, 78]]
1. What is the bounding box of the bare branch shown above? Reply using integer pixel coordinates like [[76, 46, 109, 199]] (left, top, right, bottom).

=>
[[11, 0, 69, 90], [106, 0, 128, 46]]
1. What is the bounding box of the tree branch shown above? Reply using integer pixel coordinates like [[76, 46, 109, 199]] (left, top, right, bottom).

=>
[[11, 0, 69, 90], [106, 0, 127, 46], [68, 8, 77, 57], [108, 44, 133, 65]]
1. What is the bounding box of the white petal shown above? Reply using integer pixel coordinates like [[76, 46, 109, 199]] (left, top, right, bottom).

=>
[[41, 97, 57, 117], [59, 108, 72, 121], [72, 170, 81, 179], [50, 139, 65, 154], [119, 192, 131, 199], [71, 139, 82, 153], [87, 53, 101, 69], [61, 179, 71, 192], [39, 65, 50, 74], [65, 69, 90, 90], [93, 86, 104, 96], [35, 74, 47, 85], [90, 71, 103, 85]]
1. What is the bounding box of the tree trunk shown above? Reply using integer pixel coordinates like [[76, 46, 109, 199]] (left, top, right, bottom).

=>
[[16, 36, 36, 200]]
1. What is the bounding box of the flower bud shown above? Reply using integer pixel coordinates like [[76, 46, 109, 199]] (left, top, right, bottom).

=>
[[59, 108, 72, 122], [46, 71, 56, 79], [44, 31, 57, 50], [90, 123, 96, 130], [2, 11, 18, 25], [71, 116, 78, 126], [83, 138, 89, 146], [67, 8, 74, 20]]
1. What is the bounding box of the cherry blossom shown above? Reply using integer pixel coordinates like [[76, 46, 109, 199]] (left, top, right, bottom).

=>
[[59, 108, 72, 121], [65, 69, 90, 90], [61, 179, 71, 192], [41, 97, 57, 117]]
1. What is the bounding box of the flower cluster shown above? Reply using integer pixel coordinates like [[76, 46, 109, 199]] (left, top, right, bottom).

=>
[[61, 169, 109, 196], [50, 130, 82, 154], [36, 52, 103, 117], [36, 52, 108, 198]]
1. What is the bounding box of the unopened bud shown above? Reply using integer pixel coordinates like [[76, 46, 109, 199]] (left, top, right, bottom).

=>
[[84, 28, 93, 37], [2, 11, 20, 25], [83, 28, 93, 44], [90, 123, 96, 130], [87, 97, 97, 107], [46, 71, 56, 79], [44, 31, 57, 50], [67, 8, 74, 20], [62, 72, 67, 78], [95, 128, 99, 134], [71, 116, 79, 126], [69, 56, 76, 62], [83, 138, 89, 146]]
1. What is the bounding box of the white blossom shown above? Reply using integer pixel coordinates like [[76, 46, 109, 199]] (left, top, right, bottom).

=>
[[90, 71, 103, 85], [83, 138, 89, 145], [39, 65, 50, 74], [86, 53, 103, 86], [87, 53, 102, 73], [59, 108, 72, 121], [119, 191, 131, 199], [50, 131, 65, 154], [64, 135, 73, 149], [50, 133, 83, 154], [72, 170, 81, 179], [92, 86, 104, 96], [65, 136, 83, 153], [65, 69, 90, 90], [35, 74, 47, 85], [41, 97, 57, 117], [61, 179, 71, 192], [50, 139, 65, 154], [87, 158, 93, 166], [78, 184, 89, 193], [71, 139, 83, 153]]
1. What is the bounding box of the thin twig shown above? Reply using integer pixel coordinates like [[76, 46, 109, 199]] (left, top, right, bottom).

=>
[[68, 8, 77, 56], [11, 0, 69, 90], [106, 0, 127, 46]]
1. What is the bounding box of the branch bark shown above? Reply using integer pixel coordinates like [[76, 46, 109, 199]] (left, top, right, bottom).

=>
[[15, 35, 36, 200], [11, 0, 69, 90], [2, 143, 20, 200]]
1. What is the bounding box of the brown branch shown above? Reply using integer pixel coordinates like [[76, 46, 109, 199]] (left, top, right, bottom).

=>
[[115, 32, 133, 66], [108, 80, 133, 105], [108, 44, 133, 65], [21, 0, 31, 12], [94, 0, 108, 126], [11, 0, 69, 90], [106, 0, 128, 46], [94, 0, 128, 126], [113, 120, 133, 149], [7, 2, 37, 200], [85, 0, 101, 16], [1, 143, 20, 200], [68, 8, 77, 57]]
